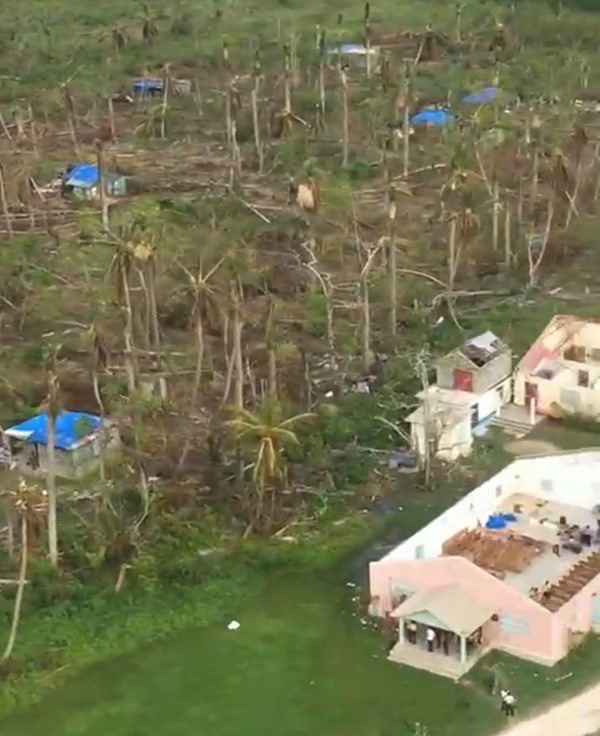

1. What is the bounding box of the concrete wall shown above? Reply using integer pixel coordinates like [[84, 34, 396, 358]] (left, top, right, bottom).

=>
[[410, 413, 472, 461], [382, 466, 516, 562], [510, 449, 600, 509], [437, 351, 511, 395], [553, 575, 600, 660], [369, 556, 557, 663]]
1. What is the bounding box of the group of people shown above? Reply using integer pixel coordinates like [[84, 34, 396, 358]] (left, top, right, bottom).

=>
[[529, 579, 553, 602]]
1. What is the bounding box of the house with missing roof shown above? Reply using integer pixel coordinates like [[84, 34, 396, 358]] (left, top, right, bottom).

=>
[[62, 163, 127, 201], [512, 315, 600, 422], [407, 332, 511, 461], [369, 449, 600, 679], [1, 411, 120, 479]]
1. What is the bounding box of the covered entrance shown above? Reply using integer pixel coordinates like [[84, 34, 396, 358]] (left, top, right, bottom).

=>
[[388, 584, 496, 680]]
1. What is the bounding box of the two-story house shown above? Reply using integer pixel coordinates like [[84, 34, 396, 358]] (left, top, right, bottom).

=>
[[407, 332, 512, 460]]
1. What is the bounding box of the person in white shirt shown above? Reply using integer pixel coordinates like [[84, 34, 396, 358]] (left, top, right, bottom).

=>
[[426, 627, 436, 652], [500, 689, 516, 716]]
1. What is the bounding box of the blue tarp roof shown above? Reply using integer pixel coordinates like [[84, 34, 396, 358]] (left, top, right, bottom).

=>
[[462, 86, 499, 105], [410, 108, 455, 126], [64, 163, 100, 189], [5, 411, 102, 450], [133, 78, 163, 93]]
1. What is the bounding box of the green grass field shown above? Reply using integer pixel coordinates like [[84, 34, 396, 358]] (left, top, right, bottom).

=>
[[1, 573, 599, 736], [0, 577, 600, 736]]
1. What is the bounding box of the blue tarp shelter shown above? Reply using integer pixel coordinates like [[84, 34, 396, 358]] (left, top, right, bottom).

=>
[[133, 78, 163, 94], [63, 163, 126, 197], [462, 87, 499, 105], [64, 163, 100, 190], [410, 108, 455, 126], [4, 411, 102, 451]]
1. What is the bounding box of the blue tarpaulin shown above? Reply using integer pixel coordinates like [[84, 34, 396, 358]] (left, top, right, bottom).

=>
[[133, 78, 163, 94], [64, 163, 100, 189], [5, 411, 102, 450], [410, 108, 455, 126], [485, 514, 507, 530], [462, 87, 499, 105]]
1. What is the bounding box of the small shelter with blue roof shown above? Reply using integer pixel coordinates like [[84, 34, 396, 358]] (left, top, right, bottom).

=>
[[62, 163, 126, 201], [2, 411, 120, 479]]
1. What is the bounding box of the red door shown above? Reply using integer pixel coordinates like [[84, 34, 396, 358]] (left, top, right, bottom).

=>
[[524, 382, 538, 399], [453, 368, 473, 392], [524, 381, 538, 413]]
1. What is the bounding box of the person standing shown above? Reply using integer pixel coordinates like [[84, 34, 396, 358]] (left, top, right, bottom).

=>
[[500, 689, 516, 717], [426, 627, 436, 652], [407, 620, 418, 644]]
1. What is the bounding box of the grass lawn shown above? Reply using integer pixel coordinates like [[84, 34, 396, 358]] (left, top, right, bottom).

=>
[[1, 572, 599, 736]]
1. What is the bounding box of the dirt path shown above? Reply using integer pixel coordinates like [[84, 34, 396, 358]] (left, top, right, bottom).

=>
[[496, 682, 600, 736]]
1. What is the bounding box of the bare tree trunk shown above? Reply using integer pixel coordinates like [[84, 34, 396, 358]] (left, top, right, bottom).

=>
[[265, 299, 277, 396], [492, 179, 500, 252], [63, 84, 79, 155], [191, 316, 205, 410], [6, 509, 15, 562], [0, 162, 13, 239], [504, 202, 512, 270], [160, 66, 169, 140], [121, 270, 137, 395], [388, 195, 398, 336], [96, 144, 109, 231], [46, 415, 58, 566], [402, 103, 410, 178], [360, 272, 373, 374], [91, 369, 106, 482], [108, 96, 116, 142], [528, 200, 554, 288], [1, 512, 28, 662], [251, 76, 264, 174], [340, 68, 349, 167], [232, 285, 244, 410], [28, 105, 39, 156], [448, 217, 458, 295]]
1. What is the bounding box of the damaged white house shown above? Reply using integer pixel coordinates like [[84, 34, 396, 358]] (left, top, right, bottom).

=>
[[407, 332, 512, 461]]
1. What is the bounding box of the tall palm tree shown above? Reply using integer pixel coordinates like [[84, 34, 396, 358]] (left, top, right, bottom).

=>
[[1, 480, 47, 662], [227, 399, 315, 494]]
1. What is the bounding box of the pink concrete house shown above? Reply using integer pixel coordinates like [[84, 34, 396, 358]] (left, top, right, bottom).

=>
[[369, 450, 600, 679]]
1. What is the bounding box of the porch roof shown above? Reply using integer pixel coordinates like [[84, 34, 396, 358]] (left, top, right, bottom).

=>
[[391, 584, 495, 636]]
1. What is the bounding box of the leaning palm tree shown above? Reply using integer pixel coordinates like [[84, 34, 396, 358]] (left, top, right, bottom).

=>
[[1, 480, 47, 662], [226, 399, 315, 520]]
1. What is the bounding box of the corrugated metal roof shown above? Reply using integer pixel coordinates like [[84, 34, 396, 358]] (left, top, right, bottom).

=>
[[4, 411, 101, 450], [392, 584, 495, 635]]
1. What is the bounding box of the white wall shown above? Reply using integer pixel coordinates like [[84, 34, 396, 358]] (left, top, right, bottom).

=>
[[382, 449, 600, 563], [510, 450, 600, 509], [383, 465, 517, 561], [476, 379, 510, 421]]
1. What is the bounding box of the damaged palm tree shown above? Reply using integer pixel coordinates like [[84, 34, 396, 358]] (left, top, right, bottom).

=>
[[1, 480, 47, 662]]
